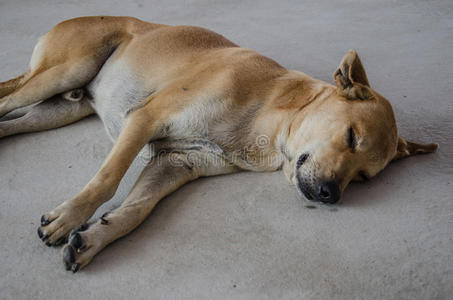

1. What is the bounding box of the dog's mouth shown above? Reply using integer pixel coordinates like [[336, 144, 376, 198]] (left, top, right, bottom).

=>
[[298, 184, 314, 200], [296, 173, 315, 201], [301, 189, 314, 201], [294, 153, 316, 201]]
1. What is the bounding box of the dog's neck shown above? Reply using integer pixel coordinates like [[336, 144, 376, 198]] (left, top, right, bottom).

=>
[[215, 70, 335, 171], [254, 70, 336, 164]]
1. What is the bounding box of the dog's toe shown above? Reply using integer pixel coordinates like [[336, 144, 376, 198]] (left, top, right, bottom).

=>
[[40, 215, 50, 226], [37, 203, 93, 247], [37, 222, 73, 247], [60, 222, 105, 272], [63, 245, 76, 271], [62, 225, 89, 272], [37, 227, 44, 239], [68, 231, 84, 250], [37, 227, 49, 241]]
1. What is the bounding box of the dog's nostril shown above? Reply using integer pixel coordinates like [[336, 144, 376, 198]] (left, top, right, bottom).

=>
[[319, 185, 330, 198]]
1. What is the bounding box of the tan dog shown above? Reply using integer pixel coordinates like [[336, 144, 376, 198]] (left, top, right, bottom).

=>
[[0, 16, 437, 272]]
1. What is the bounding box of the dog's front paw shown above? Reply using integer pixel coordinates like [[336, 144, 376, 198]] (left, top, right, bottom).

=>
[[62, 222, 105, 272], [37, 201, 95, 246]]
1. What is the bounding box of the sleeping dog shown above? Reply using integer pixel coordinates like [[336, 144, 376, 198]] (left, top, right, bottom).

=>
[[0, 16, 437, 272]]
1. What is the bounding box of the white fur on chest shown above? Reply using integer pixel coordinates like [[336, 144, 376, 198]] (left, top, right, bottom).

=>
[[167, 95, 229, 139]]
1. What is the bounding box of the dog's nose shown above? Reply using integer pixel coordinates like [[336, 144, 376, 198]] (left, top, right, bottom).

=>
[[317, 181, 340, 204]]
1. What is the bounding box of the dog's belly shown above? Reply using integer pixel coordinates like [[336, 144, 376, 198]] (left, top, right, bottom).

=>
[[87, 55, 152, 141]]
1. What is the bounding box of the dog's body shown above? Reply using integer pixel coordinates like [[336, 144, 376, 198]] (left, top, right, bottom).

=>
[[0, 16, 437, 272]]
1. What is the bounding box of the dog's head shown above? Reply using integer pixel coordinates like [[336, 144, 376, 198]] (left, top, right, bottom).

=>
[[282, 50, 438, 204]]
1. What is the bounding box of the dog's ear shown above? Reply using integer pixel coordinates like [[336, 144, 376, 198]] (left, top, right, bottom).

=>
[[392, 136, 438, 161], [334, 50, 372, 100]]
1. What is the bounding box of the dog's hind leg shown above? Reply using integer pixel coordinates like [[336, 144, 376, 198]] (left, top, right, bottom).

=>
[[61, 151, 237, 272], [0, 55, 106, 117], [0, 20, 128, 117], [0, 72, 28, 98], [0, 94, 94, 138]]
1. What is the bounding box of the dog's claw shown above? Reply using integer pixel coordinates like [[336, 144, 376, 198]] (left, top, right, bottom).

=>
[[71, 263, 80, 273], [40, 215, 50, 226], [37, 227, 43, 239], [37, 227, 49, 241]]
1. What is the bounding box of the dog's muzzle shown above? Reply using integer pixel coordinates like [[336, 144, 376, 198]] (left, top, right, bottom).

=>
[[295, 153, 340, 204]]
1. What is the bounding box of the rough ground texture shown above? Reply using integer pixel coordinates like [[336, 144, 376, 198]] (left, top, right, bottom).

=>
[[0, 0, 452, 299]]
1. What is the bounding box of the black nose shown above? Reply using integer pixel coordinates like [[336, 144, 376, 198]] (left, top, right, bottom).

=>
[[316, 181, 340, 204]]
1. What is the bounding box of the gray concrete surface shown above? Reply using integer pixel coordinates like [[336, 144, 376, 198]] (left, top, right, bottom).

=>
[[1, 0, 452, 299]]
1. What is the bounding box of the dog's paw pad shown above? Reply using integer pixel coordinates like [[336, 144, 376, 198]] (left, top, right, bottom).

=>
[[63, 245, 76, 271]]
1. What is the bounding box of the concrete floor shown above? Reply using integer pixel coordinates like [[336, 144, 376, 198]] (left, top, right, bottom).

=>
[[1, 0, 452, 299]]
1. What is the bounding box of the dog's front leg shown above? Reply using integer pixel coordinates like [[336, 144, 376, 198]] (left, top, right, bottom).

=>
[[60, 150, 237, 272], [37, 97, 166, 246]]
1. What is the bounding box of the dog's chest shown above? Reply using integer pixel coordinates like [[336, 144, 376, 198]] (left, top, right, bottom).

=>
[[166, 95, 229, 139]]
